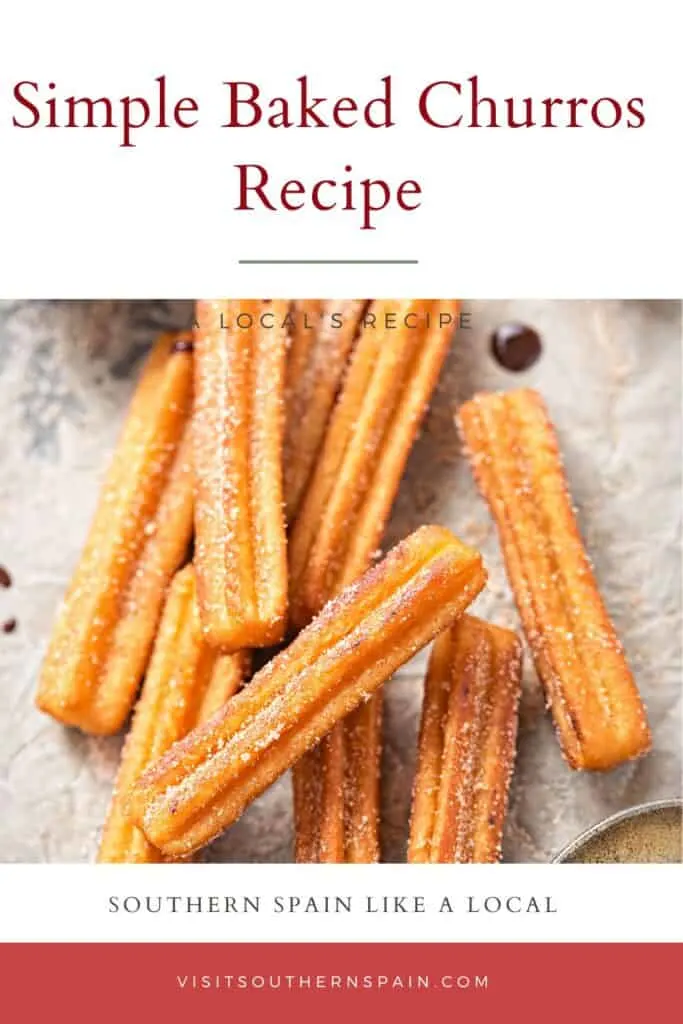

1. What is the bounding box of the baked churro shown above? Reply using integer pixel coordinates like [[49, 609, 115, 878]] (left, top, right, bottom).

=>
[[289, 299, 460, 627], [288, 299, 459, 862], [458, 388, 651, 770], [193, 300, 288, 650], [36, 333, 195, 735], [408, 616, 522, 863], [97, 566, 246, 863], [293, 695, 382, 863], [284, 299, 367, 521], [127, 526, 487, 858]]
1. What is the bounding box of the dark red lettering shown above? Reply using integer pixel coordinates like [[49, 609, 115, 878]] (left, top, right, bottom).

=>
[[121, 97, 150, 148], [311, 180, 336, 210], [281, 179, 305, 210], [12, 81, 40, 127], [397, 180, 421, 210], [223, 82, 261, 127], [174, 97, 199, 128], [234, 164, 276, 210], [591, 97, 622, 128], [418, 80, 462, 127], [626, 97, 645, 127], [333, 97, 358, 127]]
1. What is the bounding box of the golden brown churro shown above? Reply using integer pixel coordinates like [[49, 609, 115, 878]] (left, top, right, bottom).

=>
[[408, 616, 522, 863], [97, 566, 246, 863], [36, 333, 195, 735], [458, 388, 651, 770], [289, 299, 460, 627], [293, 695, 382, 863], [289, 299, 459, 862], [126, 526, 487, 858], [193, 300, 288, 650], [284, 299, 367, 521]]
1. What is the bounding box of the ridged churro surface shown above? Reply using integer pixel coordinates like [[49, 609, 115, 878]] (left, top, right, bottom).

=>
[[458, 388, 651, 770], [36, 333, 195, 735], [97, 566, 246, 863], [288, 299, 459, 861], [293, 696, 382, 863], [193, 300, 288, 650], [127, 525, 486, 858], [408, 616, 522, 863], [284, 299, 367, 521], [289, 299, 460, 628]]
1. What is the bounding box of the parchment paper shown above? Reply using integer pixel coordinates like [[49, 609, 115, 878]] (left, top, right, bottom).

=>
[[0, 299, 680, 862]]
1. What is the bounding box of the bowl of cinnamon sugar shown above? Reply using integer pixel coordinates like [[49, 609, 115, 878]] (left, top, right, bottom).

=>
[[553, 799, 682, 864]]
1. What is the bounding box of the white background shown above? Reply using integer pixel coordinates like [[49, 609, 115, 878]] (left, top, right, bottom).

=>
[[0, 0, 680, 297], [2, 865, 682, 942], [0, 0, 680, 944]]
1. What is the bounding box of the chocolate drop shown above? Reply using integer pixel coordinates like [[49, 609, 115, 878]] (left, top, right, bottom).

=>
[[491, 323, 542, 372]]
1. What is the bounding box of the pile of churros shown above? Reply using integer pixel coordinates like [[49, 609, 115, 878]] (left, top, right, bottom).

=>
[[35, 300, 652, 864]]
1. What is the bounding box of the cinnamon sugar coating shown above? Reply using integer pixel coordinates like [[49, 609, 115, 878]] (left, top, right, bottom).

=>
[[293, 695, 382, 863], [193, 300, 288, 650], [98, 566, 247, 862], [409, 616, 522, 863], [126, 525, 486, 858], [284, 299, 367, 522], [457, 388, 651, 770], [36, 332, 195, 735], [289, 299, 460, 862], [289, 299, 460, 627]]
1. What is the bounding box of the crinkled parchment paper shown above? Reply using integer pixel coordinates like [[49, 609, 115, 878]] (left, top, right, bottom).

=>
[[0, 299, 680, 862]]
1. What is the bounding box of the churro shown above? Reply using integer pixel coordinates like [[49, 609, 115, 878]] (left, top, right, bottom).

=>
[[127, 525, 487, 858], [288, 299, 459, 861], [193, 300, 288, 651], [293, 695, 382, 863], [289, 299, 460, 627], [36, 333, 195, 735], [97, 566, 246, 863], [408, 616, 522, 863], [458, 388, 651, 770], [284, 299, 367, 521]]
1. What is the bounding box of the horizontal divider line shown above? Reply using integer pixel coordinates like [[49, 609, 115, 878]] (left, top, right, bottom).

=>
[[238, 259, 419, 265]]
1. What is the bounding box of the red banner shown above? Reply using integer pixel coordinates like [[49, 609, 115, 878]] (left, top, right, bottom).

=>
[[1, 943, 679, 1022]]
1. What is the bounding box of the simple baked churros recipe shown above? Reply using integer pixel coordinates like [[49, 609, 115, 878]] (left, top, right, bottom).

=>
[[4, 298, 676, 863]]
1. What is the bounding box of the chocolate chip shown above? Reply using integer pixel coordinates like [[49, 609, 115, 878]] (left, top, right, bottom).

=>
[[491, 323, 542, 372]]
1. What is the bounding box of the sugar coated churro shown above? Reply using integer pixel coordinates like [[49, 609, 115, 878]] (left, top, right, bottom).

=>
[[293, 695, 382, 863], [288, 299, 460, 628], [97, 565, 246, 863], [284, 299, 367, 521], [288, 299, 459, 862], [36, 333, 195, 735], [126, 525, 487, 858], [408, 616, 522, 863], [193, 300, 288, 650], [458, 388, 651, 770]]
